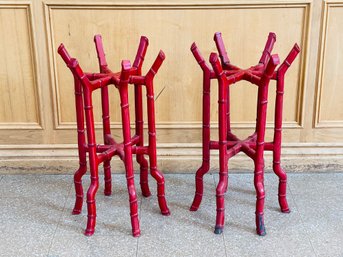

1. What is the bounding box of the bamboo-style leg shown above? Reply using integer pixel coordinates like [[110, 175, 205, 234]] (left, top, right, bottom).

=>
[[83, 86, 100, 236], [103, 160, 112, 196], [190, 72, 211, 211], [95, 34, 112, 196], [254, 55, 279, 236], [57, 45, 100, 235], [210, 53, 228, 234], [85, 156, 99, 236], [273, 74, 289, 213], [224, 78, 231, 194], [135, 84, 151, 197], [272, 44, 300, 213], [254, 94, 267, 236], [101, 86, 112, 196], [73, 153, 87, 214], [145, 51, 170, 216], [132, 36, 151, 197], [72, 79, 87, 214], [259, 32, 277, 68], [190, 43, 212, 211], [119, 61, 140, 237]]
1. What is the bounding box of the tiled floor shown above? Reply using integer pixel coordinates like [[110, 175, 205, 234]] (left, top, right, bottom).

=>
[[0, 172, 343, 257]]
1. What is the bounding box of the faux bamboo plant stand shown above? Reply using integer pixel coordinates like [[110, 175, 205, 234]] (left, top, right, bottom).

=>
[[190, 32, 300, 236], [58, 35, 170, 237]]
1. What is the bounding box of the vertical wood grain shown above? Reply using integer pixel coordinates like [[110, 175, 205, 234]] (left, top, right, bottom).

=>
[[0, 5, 41, 128]]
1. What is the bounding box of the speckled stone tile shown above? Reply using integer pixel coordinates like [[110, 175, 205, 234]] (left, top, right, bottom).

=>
[[48, 234, 138, 257], [56, 174, 143, 236], [0, 175, 72, 199], [0, 196, 67, 227], [289, 172, 343, 257], [222, 194, 314, 257], [289, 173, 343, 199], [1, 172, 343, 257], [0, 197, 64, 257], [310, 229, 343, 257], [137, 174, 226, 257], [0, 231, 54, 257], [290, 175, 343, 257], [224, 229, 315, 257]]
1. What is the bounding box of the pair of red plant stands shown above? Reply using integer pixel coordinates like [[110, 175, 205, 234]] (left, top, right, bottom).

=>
[[58, 32, 299, 237]]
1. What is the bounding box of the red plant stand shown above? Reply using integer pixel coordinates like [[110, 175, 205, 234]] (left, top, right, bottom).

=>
[[190, 32, 300, 236], [58, 35, 170, 237]]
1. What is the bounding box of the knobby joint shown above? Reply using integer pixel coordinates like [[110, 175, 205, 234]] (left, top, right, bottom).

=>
[[121, 103, 129, 109]]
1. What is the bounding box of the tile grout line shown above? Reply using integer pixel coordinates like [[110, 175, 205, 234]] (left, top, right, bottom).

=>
[[288, 176, 318, 257], [46, 177, 74, 256]]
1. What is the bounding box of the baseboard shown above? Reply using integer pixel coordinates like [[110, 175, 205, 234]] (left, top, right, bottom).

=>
[[0, 143, 343, 174]]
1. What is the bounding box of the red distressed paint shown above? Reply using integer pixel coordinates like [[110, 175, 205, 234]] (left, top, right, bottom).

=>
[[190, 32, 300, 236]]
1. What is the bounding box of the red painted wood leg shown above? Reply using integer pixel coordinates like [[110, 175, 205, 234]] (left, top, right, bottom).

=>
[[145, 52, 170, 216], [151, 167, 170, 216], [215, 173, 228, 234], [95, 34, 113, 198], [127, 181, 140, 237], [271, 44, 300, 213], [72, 77, 88, 215], [124, 138, 140, 236], [134, 84, 151, 197], [254, 55, 279, 236], [100, 85, 112, 197], [210, 53, 229, 234], [83, 84, 100, 236], [103, 160, 112, 196], [133, 36, 151, 197], [85, 169, 99, 236], [137, 155, 151, 197], [190, 44, 212, 211], [72, 130, 87, 215], [190, 161, 210, 211], [146, 127, 170, 215], [72, 161, 87, 215], [120, 61, 140, 237], [254, 169, 266, 236], [124, 145, 140, 237], [273, 163, 289, 213]]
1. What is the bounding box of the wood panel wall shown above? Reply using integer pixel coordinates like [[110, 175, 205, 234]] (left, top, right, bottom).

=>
[[1, 0, 343, 173]]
